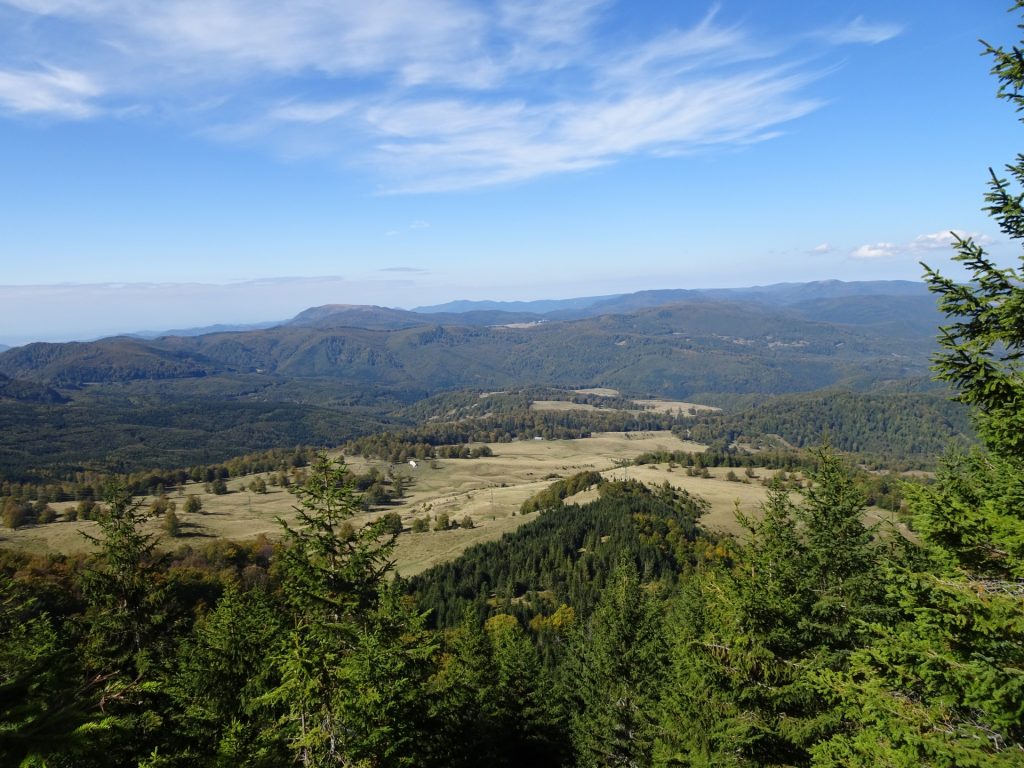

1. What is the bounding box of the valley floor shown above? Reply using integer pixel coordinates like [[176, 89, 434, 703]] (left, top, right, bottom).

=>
[[0, 429, 906, 574]]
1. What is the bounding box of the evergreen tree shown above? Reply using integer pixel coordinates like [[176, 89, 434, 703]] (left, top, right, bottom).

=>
[[657, 453, 884, 767], [486, 614, 566, 767], [163, 508, 182, 537], [261, 454, 436, 767], [67, 483, 175, 766], [168, 583, 286, 767], [0, 579, 94, 766], [813, 9, 1024, 764], [425, 610, 501, 768], [428, 609, 568, 767], [568, 558, 666, 767], [80, 484, 170, 675]]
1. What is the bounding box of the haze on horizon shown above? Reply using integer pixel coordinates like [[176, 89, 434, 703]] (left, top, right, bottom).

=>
[[1, 1, 1019, 346], [0, 275, 923, 348]]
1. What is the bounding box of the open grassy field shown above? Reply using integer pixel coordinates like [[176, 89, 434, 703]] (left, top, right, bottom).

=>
[[632, 399, 721, 414], [530, 400, 607, 412], [533, 390, 720, 416], [0, 431, 703, 575], [610, 464, 780, 535], [0, 430, 906, 574], [598, 464, 911, 540], [555, 464, 790, 537], [566, 462, 908, 540], [386, 431, 711, 575]]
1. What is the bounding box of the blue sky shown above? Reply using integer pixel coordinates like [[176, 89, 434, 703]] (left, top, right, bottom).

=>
[[0, 0, 1020, 345]]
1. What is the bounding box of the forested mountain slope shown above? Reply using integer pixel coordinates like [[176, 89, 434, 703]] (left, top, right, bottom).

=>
[[686, 389, 974, 463], [0, 287, 950, 480], [0, 299, 934, 392]]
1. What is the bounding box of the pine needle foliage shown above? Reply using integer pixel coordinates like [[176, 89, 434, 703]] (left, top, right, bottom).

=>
[[656, 452, 886, 767], [0, 580, 94, 767], [812, 7, 1024, 764], [262, 453, 436, 767], [568, 558, 667, 768]]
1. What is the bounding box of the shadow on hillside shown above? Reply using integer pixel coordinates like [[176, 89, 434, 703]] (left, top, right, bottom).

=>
[[173, 522, 214, 539]]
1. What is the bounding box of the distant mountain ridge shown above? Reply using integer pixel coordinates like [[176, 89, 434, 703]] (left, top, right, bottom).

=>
[[413, 293, 624, 315], [413, 280, 928, 318], [109, 280, 931, 339], [0, 278, 951, 479], [0, 292, 937, 395], [132, 321, 283, 339], [287, 304, 544, 331]]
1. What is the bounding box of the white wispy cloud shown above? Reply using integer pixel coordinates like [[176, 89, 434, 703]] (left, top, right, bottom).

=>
[[498, 0, 608, 47], [850, 230, 991, 260], [824, 16, 902, 45], [0, 65, 101, 117], [269, 100, 355, 124], [599, 6, 769, 87], [366, 66, 823, 192], [4, 0, 493, 86], [0, 1, 900, 190], [812, 242, 833, 254]]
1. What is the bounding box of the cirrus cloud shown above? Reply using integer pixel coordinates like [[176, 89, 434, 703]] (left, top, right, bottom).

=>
[[0, 0, 901, 191], [822, 16, 902, 45], [0, 65, 101, 117]]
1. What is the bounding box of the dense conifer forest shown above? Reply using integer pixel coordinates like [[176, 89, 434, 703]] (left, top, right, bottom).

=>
[[3, 8, 1024, 768], [682, 389, 974, 466]]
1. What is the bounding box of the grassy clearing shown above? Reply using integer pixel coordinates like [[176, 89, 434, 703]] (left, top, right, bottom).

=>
[[0, 480, 305, 557], [388, 431, 703, 575], [560, 464, 779, 537], [530, 400, 608, 412], [589, 463, 910, 541], [0, 431, 704, 575], [563, 461, 908, 542], [0, 431, 906, 573], [632, 399, 721, 414], [624, 465, 789, 536], [537, 391, 720, 416]]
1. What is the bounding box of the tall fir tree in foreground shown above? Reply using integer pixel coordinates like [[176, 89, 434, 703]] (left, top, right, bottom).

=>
[[568, 558, 666, 767], [0, 578, 92, 767], [167, 583, 285, 767], [812, 6, 1024, 765], [656, 452, 886, 767], [75, 483, 175, 767], [261, 453, 436, 767]]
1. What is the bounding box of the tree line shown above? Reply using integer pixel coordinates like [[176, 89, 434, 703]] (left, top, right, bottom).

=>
[[342, 408, 682, 462]]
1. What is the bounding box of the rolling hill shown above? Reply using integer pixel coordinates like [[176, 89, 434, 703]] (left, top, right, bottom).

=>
[[0, 280, 949, 479], [0, 299, 933, 392]]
